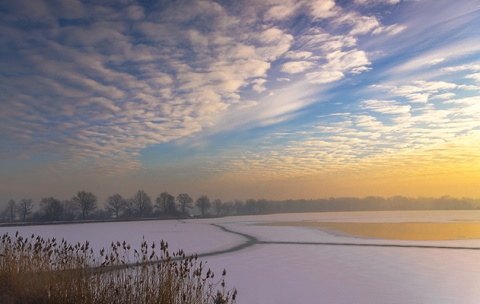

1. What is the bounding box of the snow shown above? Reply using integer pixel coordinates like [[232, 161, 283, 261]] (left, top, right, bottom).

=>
[[2, 211, 480, 303]]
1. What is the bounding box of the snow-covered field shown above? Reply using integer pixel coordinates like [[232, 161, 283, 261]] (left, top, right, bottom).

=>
[[2, 211, 480, 304]]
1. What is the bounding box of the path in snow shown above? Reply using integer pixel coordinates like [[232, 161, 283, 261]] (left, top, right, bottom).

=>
[[202, 224, 480, 258]]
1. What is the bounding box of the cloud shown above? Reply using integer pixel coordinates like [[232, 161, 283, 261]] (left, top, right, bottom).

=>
[[373, 81, 458, 103], [192, 0, 480, 196], [348, 15, 381, 35], [372, 24, 406, 36], [2, 0, 55, 24], [353, 115, 387, 131], [5, 0, 472, 190], [443, 64, 480, 72], [432, 93, 455, 100], [308, 0, 337, 19], [213, 89, 480, 183], [197, 78, 325, 142], [405, 93, 429, 103], [284, 51, 314, 60], [325, 49, 371, 72], [281, 61, 315, 74], [255, 28, 294, 61], [307, 71, 345, 84], [301, 29, 357, 51], [465, 73, 480, 83], [354, 0, 401, 4], [387, 38, 480, 77], [361, 99, 411, 115], [207, 16, 480, 186], [252, 78, 267, 92], [126, 5, 144, 20], [264, 1, 298, 21]]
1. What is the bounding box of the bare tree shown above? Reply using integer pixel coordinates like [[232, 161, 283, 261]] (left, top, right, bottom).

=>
[[106, 193, 126, 220], [0, 208, 7, 222], [245, 199, 259, 214], [222, 201, 235, 216], [130, 190, 153, 217], [63, 200, 79, 221], [155, 192, 176, 216], [257, 198, 269, 214], [195, 195, 211, 217], [234, 200, 244, 215], [40, 197, 64, 221], [123, 199, 135, 218], [5, 199, 16, 222], [72, 191, 97, 220], [212, 199, 223, 216], [176, 193, 193, 216], [16, 198, 34, 221]]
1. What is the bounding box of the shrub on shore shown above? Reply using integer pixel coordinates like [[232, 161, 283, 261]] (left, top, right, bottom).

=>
[[0, 232, 236, 304]]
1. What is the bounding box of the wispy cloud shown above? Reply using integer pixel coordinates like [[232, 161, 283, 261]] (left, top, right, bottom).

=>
[[0, 0, 479, 200], [1, 0, 397, 174], [198, 0, 480, 195]]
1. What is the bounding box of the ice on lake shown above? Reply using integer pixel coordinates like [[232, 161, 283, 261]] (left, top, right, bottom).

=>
[[2, 210, 480, 304]]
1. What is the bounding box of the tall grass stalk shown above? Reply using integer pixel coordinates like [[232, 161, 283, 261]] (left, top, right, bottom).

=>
[[0, 232, 237, 304]]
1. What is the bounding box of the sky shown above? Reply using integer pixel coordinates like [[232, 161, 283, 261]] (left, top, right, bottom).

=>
[[1, 0, 479, 204]]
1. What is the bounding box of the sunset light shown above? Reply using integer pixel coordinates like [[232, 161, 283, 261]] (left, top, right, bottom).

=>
[[1, 0, 479, 202]]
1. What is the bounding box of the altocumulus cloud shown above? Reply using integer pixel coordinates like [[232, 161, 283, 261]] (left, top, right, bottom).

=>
[[204, 0, 480, 188], [0, 0, 395, 174], [0, 0, 479, 200]]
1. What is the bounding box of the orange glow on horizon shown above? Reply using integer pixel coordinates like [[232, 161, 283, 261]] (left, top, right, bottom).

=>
[[263, 221, 480, 241]]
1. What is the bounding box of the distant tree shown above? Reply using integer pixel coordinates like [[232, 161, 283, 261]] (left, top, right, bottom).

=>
[[257, 199, 269, 214], [388, 196, 411, 210], [212, 199, 223, 216], [40, 197, 64, 221], [63, 199, 79, 221], [5, 199, 16, 222], [72, 191, 97, 220], [195, 195, 211, 217], [0, 209, 8, 222], [92, 208, 109, 220], [155, 192, 177, 216], [106, 193, 126, 220], [222, 201, 235, 215], [233, 200, 244, 215], [362, 196, 385, 211], [244, 199, 259, 214], [176, 193, 193, 216], [130, 190, 153, 217], [123, 199, 135, 218], [16, 198, 34, 221], [435, 195, 470, 210]]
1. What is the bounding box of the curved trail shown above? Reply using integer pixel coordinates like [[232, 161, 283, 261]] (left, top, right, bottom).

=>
[[195, 224, 258, 258], [200, 223, 480, 258], [85, 223, 480, 274]]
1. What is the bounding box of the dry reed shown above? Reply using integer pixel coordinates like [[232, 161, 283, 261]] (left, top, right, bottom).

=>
[[0, 232, 237, 304]]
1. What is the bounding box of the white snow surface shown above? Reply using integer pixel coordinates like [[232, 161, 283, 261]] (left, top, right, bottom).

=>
[[2, 211, 480, 304]]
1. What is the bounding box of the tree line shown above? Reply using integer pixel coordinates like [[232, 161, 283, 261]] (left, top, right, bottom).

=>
[[1, 192, 479, 224], [0, 190, 213, 223]]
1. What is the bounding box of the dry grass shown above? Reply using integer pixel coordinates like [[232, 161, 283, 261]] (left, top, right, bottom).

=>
[[0, 232, 237, 304], [262, 221, 480, 240]]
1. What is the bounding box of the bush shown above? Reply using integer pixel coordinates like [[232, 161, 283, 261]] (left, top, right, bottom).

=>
[[0, 232, 237, 304]]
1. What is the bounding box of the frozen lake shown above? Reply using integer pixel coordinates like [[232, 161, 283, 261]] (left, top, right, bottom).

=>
[[2, 211, 480, 304]]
